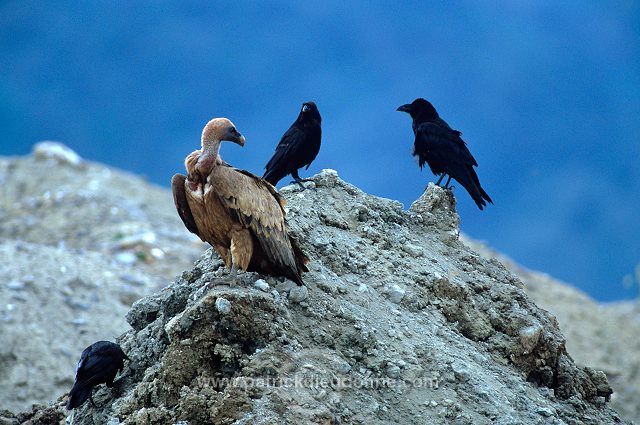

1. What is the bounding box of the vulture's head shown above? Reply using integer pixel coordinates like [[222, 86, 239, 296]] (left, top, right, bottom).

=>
[[298, 101, 321, 124], [397, 98, 439, 121], [201, 118, 246, 148]]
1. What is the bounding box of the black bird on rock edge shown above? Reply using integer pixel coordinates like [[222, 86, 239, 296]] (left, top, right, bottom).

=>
[[263, 101, 322, 188], [67, 341, 127, 410], [397, 98, 493, 210]]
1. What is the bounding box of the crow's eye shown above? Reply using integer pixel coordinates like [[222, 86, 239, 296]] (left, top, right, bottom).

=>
[[302, 105, 310, 112]]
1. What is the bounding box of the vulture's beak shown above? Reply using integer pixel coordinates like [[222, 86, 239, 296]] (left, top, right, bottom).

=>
[[224, 131, 245, 146], [396, 104, 412, 113]]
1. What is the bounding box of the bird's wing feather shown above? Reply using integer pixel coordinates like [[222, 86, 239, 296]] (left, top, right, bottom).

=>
[[432, 119, 477, 166], [415, 122, 478, 167], [210, 165, 298, 271], [74, 344, 123, 387], [265, 126, 305, 171], [416, 122, 490, 209], [172, 174, 200, 236]]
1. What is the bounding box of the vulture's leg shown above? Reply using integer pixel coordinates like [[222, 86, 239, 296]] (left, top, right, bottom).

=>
[[228, 265, 239, 281], [199, 246, 232, 291], [214, 245, 232, 268], [230, 229, 253, 275]]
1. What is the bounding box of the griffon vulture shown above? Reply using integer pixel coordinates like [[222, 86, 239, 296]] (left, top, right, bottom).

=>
[[172, 118, 308, 285]]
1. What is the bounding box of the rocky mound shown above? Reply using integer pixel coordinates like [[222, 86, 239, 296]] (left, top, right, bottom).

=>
[[47, 171, 623, 424], [0, 145, 632, 424], [464, 237, 640, 424], [0, 143, 204, 413]]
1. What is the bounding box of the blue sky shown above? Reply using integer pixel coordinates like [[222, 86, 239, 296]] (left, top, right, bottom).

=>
[[1, 1, 639, 300]]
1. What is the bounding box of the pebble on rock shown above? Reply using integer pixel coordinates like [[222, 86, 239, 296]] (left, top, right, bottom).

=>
[[115, 252, 137, 266], [33, 141, 82, 166], [215, 297, 231, 315], [254, 279, 270, 292], [518, 324, 543, 354], [388, 284, 406, 304], [288, 285, 309, 303], [6, 281, 26, 291]]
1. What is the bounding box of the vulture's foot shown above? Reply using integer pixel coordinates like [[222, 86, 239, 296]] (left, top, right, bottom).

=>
[[229, 265, 249, 284]]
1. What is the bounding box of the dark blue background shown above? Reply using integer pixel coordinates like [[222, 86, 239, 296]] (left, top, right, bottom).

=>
[[2, 1, 639, 301]]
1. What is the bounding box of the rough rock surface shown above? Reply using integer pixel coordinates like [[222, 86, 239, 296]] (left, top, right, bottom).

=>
[[464, 238, 640, 424], [53, 171, 623, 424], [0, 145, 204, 413], [0, 146, 633, 424]]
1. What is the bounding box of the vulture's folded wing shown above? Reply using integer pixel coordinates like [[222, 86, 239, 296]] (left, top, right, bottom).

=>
[[209, 166, 299, 273], [172, 173, 200, 236]]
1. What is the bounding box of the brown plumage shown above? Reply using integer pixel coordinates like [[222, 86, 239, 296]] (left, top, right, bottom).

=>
[[172, 118, 308, 285]]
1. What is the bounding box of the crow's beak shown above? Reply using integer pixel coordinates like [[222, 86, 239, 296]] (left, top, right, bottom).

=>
[[397, 104, 411, 113]]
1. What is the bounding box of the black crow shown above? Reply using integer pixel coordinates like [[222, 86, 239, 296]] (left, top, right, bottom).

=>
[[67, 341, 127, 410], [263, 101, 321, 188], [397, 98, 493, 210]]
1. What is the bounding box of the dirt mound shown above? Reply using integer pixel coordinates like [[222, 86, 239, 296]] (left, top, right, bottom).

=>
[[0, 144, 204, 413], [0, 145, 630, 424], [464, 237, 640, 424], [65, 171, 623, 424]]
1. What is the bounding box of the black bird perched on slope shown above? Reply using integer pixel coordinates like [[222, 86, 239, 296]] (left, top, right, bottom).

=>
[[263, 101, 322, 188], [67, 341, 127, 410], [397, 98, 493, 210]]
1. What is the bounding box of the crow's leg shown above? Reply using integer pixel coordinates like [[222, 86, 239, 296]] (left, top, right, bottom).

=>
[[289, 170, 310, 190], [443, 176, 452, 189], [435, 174, 445, 186]]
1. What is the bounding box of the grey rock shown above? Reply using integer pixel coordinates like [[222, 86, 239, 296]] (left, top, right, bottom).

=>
[[6, 281, 25, 290], [518, 323, 544, 355], [536, 407, 555, 417], [114, 252, 137, 266], [215, 297, 231, 314], [401, 243, 423, 258], [288, 285, 309, 303], [387, 284, 405, 304], [253, 279, 270, 292], [33, 141, 82, 167], [386, 364, 402, 379]]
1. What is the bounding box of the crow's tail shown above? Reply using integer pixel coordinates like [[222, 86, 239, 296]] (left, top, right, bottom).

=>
[[67, 383, 92, 410], [452, 165, 491, 210]]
